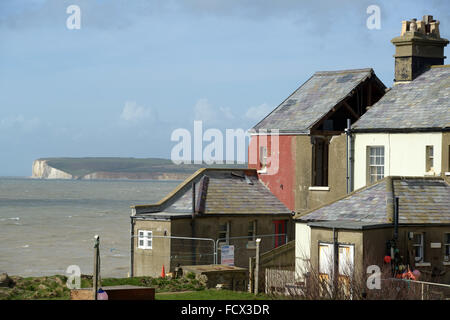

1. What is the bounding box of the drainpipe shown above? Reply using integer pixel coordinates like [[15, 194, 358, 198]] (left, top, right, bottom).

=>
[[345, 119, 353, 194], [130, 216, 135, 277], [191, 182, 196, 265], [333, 228, 339, 298], [394, 197, 399, 241]]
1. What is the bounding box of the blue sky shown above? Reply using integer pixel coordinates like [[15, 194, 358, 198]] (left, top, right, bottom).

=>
[[0, 0, 449, 176]]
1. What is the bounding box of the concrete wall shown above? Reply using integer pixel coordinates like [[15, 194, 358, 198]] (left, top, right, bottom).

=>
[[354, 132, 444, 190], [295, 223, 311, 280], [309, 228, 364, 277], [249, 135, 296, 210], [298, 225, 450, 285], [294, 134, 348, 214], [442, 132, 450, 174], [249, 133, 348, 214], [133, 219, 172, 277], [134, 215, 294, 276], [193, 215, 294, 268]]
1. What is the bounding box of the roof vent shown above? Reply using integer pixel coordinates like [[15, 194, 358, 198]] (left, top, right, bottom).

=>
[[244, 175, 254, 185]]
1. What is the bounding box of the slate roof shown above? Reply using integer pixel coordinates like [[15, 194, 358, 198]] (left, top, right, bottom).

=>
[[132, 168, 291, 218], [296, 176, 450, 225], [252, 68, 382, 133], [353, 66, 450, 132]]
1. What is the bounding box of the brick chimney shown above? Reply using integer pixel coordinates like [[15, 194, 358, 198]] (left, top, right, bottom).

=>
[[391, 15, 449, 83]]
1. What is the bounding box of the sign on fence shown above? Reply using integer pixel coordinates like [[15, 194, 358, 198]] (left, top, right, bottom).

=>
[[221, 245, 235, 266]]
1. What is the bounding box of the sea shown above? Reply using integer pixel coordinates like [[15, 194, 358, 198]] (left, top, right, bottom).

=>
[[0, 177, 181, 278]]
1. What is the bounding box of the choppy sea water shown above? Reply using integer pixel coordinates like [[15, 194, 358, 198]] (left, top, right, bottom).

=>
[[0, 177, 180, 278]]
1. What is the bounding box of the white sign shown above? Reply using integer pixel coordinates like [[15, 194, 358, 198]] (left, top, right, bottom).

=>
[[430, 242, 442, 249], [221, 245, 235, 266]]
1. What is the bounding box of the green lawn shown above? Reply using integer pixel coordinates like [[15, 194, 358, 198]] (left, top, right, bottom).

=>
[[156, 289, 271, 300]]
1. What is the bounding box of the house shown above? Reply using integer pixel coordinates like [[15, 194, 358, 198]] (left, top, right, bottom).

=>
[[248, 68, 386, 214], [351, 15, 449, 190], [293, 14, 450, 287], [129, 168, 293, 277], [294, 176, 450, 285]]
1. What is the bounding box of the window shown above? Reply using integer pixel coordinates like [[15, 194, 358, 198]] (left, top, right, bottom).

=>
[[138, 230, 152, 249], [368, 146, 384, 184], [248, 220, 257, 241], [218, 222, 230, 247], [425, 146, 434, 172], [259, 146, 267, 171], [273, 220, 287, 248], [319, 243, 334, 277], [318, 243, 334, 295], [413, 233, 424, 262], [338, 245, 354, 277], [312, 137, 329, 186], [445, 233, 450, 262]]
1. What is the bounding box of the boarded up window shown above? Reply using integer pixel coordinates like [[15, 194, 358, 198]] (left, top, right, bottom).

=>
[[312, 137, 329, 186]]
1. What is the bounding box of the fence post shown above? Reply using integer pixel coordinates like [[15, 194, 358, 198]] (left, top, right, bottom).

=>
[[248, 257, 253, 293], [421, 283, 424, 300], [254, 238, 261, 295], [93, 235, 100, 301]]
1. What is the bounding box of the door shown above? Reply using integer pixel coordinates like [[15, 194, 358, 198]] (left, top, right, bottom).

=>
[[273, 220, 287, 248]]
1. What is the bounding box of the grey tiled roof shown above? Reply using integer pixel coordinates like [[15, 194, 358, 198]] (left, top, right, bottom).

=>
[[134, 169, 291, 217], [297, 177, 450, 225], [353, 66, 450, 131], [252, 68, 376, 133]]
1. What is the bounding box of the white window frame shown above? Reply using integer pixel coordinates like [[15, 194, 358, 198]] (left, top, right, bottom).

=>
[[425, 145, 434, 172], [338, 244, 355, 277], [248, 220, 257, 241], [368, 146, 385, 184], [138, 230, 152, 250], [412, 233, 424, 262], [218, 222, 230, 248]]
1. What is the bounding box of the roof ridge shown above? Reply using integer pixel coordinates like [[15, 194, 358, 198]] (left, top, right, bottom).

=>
[[314, 68, 373, 76]]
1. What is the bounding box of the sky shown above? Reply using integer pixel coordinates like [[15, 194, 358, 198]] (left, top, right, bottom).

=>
[[0, 0, 449, 176]]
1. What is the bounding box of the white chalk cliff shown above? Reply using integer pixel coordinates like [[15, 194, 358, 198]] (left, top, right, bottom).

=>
[[32, 160, 73, 179]]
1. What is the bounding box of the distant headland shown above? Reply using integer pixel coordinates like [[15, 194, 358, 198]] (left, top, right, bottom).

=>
[[32, 157, 247, 180]]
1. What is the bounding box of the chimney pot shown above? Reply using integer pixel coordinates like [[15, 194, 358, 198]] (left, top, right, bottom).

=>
[[392, 15, 448, 82]]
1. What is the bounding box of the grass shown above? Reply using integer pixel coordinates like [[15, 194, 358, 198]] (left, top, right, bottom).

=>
[[156, 289, 270, 300], [1, 274, 274, 300], [0, 273, 206, 300], [0, 275, 71, 300], [80, 274, 205, 293]]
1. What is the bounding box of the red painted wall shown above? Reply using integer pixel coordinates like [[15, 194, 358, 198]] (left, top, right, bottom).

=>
[[248, 134, 295, 211]]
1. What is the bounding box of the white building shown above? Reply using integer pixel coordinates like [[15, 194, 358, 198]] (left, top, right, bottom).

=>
[[351, 15, 449, 190]]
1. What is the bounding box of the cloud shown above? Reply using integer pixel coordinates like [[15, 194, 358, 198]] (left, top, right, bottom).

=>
[[0, 114, 41, 132], [245, 103, 273, 121], [193, 98, 236, 125], [120, 101, 154, 123]]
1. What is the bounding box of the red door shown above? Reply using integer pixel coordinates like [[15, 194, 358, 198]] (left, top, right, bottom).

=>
[[273, 220, 287, 248]]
